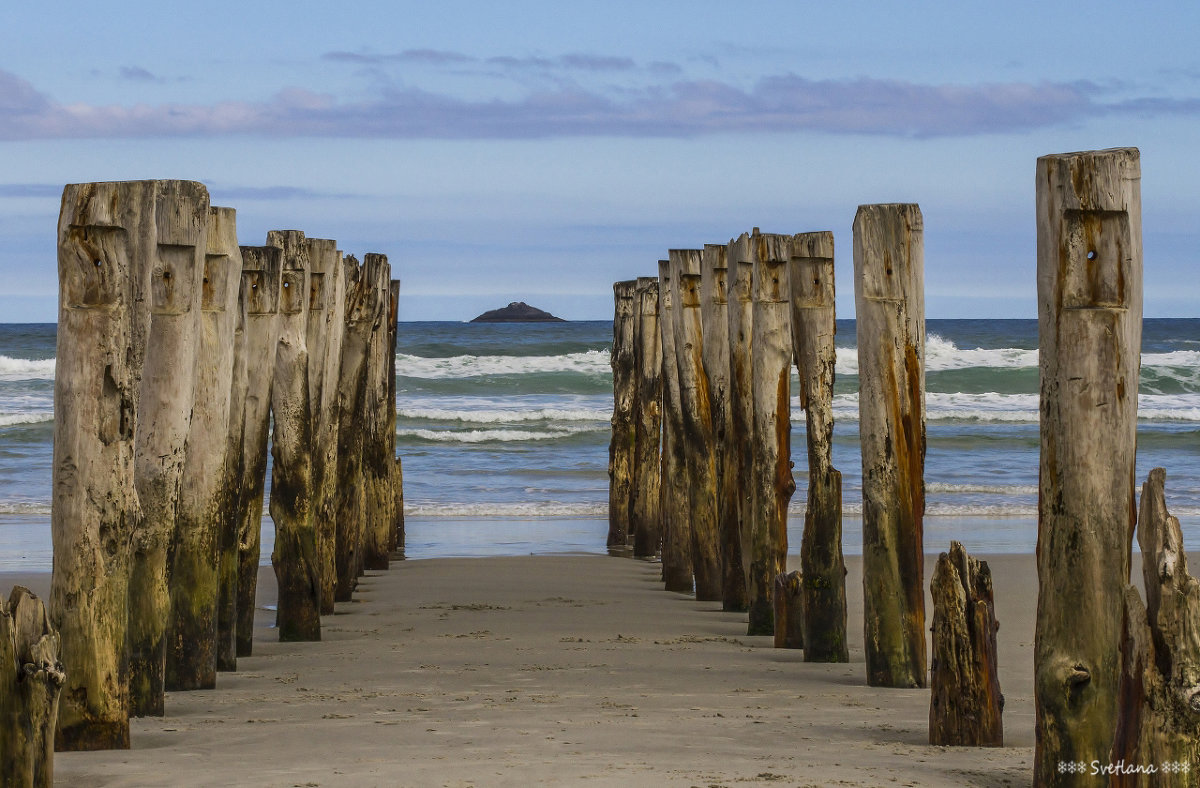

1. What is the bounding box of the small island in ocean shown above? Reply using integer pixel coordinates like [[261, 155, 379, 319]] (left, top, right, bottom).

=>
[[469, 301, 565, 322]]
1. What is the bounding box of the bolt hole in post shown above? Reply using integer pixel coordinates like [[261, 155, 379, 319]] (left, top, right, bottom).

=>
[[94, 259, 102, 267], [1087, 250, 1097, 261]]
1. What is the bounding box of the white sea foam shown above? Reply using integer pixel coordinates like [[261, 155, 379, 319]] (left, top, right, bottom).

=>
[[0, 413, 54, 428], [834, 335, 1038, 375], [926, 482, 1039, 495], [405, 501, 607, 517], [825, 391, 1200, 423], [396, 425, 604, 443], [0, 501, 51, 515], [398, 406, 611, 424], [0, 356, 55, 381], [397, 350, 610, 379]]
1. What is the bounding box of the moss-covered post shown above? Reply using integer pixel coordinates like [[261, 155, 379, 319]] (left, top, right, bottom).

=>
[[387, 279, 403, 557], [1, 587, 64, 785], [362, 254, 396, 571], [725, 235, 756, 624], [658, 259, 693, 593], [608, 280, 637, 551], [216, 269, 248, 672], [630, 277, 663, 559]]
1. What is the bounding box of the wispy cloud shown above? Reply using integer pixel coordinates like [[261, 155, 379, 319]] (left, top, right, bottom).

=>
[[119, 66, 161, 82], [1, 67, 1196, 142]]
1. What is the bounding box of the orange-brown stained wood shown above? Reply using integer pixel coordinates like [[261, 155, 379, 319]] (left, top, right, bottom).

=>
[[630, 278, 663, 559], [853, 203, 926, 688], [607, 280, 637, 550], [658, 260, 693, 593], [772, 571, 804, 649], [361, 254, 396, 573], [725, 241, 755, 619], [1034, 148, 1141, 787], [1, 586, 65, 784]]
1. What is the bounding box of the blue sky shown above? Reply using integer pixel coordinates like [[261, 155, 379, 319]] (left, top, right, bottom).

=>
[[2, 1, 1198, 321]]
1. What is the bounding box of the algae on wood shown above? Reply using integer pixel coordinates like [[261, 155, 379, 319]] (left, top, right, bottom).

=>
[[657, 259, 693, 593], [608, 280, 637, 551], [1, 587, 65, 786], [362, 254, 396, 572], [630, 277, 663, 559]]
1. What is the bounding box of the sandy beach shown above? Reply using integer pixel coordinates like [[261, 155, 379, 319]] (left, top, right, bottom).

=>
[[4, 549, 1041, 787]]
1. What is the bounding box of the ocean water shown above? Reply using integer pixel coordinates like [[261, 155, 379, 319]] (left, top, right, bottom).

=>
[[1, 318, 1197, 569]]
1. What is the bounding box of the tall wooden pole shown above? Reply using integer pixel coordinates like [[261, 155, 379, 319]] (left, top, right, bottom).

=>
[[387, 279, 403, 556], [669, 249, 721, 601], [745, 230, 795, 636], [127, 180, 207, 717], [166, 206, 241, 690], [658, 260, 693, 593], [853, 203, 927, 688], [702, 243, 746, 612], [608, 280, 637, 551], [788, 231, 847, 662], [52, 181, 144, 749], [1034, 148, 1141, 785], [630, 277, 662, 559], [234, 245, 283, 657], [362, 254, 395, 571], [216, 273, 248, 671], [725, 236, 756, 626]]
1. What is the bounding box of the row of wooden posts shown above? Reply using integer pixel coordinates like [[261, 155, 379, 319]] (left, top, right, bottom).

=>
[[0, 179, 408, 785], [606, 148, 1198, 782]]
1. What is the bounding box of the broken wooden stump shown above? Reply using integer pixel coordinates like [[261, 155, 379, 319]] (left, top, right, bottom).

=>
[[1034, 148, 1141, 785], [166, 205, 241, 691], [233, 244, 284, 657], [362, 254, 396, 572], [670, 249, 721, 601], [1112, 469, 1200, 786], [789, 231, 847, 663], [216, 269, 248, 672], [701, 243, 746, 612], [929, 541, 1003, 747], [725, 237, 756, 623], [630, 277, 663, 559], [265, 230, 320, 642], [853, 203, 927, 688], [657, 259, 693, 593], [608, 279, 637, 551], [772, 571, 804, 649], [1, 587, 65, 787]]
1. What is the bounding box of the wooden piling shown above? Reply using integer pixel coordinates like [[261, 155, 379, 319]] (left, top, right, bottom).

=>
[[630, 277, 663, 559], [788, 231, 847, 662], [126, 180, 207, 718], [929, 541, 1003, 747], [669, 249, 721, 601], [1034, 148, 1141, 784], [1, 587, 64, 785], [362, 254, 396, 571], [853, 203, 927, 688], [387, 279, 403, 557], [216, 274, 248, 671], [265, 230, 320, 642], [725, 236, 756, 626], [772, 571, 804, 649], [1112, 469, 1200, 785], [608, 280, 638, 551], [166, 206, 241, 691], [701, 243, 746, 612], [657, 260, 693, 593], [52, 181, 143, 749], [233, 245, 284, 657]]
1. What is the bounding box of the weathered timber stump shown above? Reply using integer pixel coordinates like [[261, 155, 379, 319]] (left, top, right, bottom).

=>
[[670, 249, 721, 601], [216, 269, 248, 671], [608, 280, 637, 551], [265, 230, 320, 642], [789, 231, 847, 663], [929, 541, 1002, 747], [702, 243, 746, 612], [658, 259, 693, 593], [772, 571, 804, 649], [387, 279, 403, 557], [52, 181, 143, 749], [362, 254, 396, 571], [630, 277, 663, 559], [233, 245, 284, 657], [853, 204, 927, 688], [166, 205, 241, 691], [1112, 469, 1200, 786], [1034, 148, 1141, 785], [1, 587, 65, 787], [725, 237, 756, 624]]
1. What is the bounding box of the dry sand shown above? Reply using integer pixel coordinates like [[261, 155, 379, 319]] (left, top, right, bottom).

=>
[[6, 553, 1037, 787]]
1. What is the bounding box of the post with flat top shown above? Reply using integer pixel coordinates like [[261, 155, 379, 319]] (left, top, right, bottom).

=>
[[658, 260, 693, 593], [608, 280, 637, 551], [630, 277, 662, 559]]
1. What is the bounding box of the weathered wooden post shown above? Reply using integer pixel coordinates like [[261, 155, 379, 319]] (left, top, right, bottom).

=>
[[745, 230, 795, 636], [127, 180, 207, 717], [387, 279, 403, 557], [166, 206, 241, 690], [725, 235, 756, 625], [772, 571, 804, 649], [265, 230, 320, 641], [669, 249, 721, 601], [216, 275, 248, 671], [853, 203, 927, 688], [1034, 148, 1141, 784], [362, 254, 396, 571], [52, 181, 143, 749], [630, 277, 663, 559], [929, 541, 1003, 747], [608, 280, 637, 551], [788, 231, 847, 662], [657, 259, 693, 593], [701, 243, 746, 612], [1, 587, 64, 786], [1112, 469, 1200, 785], [233, 244, 283, 657]]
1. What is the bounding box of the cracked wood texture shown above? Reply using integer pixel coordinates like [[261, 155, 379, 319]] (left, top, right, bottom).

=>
[[362, 254, 396, 571], [773, 571, 804, 649], [166, 206, 241, 691], [853, 203, 926, 688], [789, 231, 847, 663], [630, 277, 662, 559], [702, 243, 746, 612], [929, 541, 1002, 747], [725, 239, 755, 623], [670, 249, 721, 601], [1, 587, 64, 787], [1034, 148, 1141, 787], [265, 230, 320, 642], [216, 272, 248, 671], [233, 244, 283, 657], [1112, 469, 1200, 786], [657, 259, 693, 593], [607, 280, 637, 550], [387, 279, 403, 556]]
